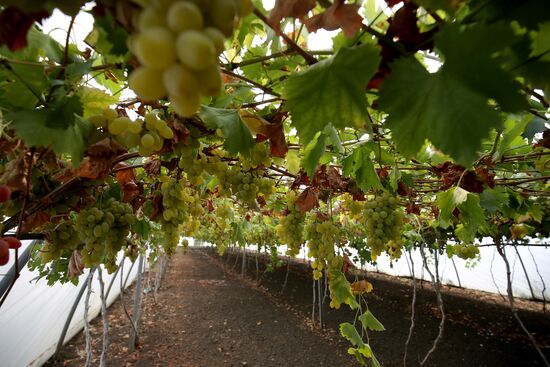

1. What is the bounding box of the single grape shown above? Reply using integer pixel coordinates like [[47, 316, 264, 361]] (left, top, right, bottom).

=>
[[108, 116, 131, 135], [197, 64, 222, 96], [176, 30, 216, 71], [136, 7, 167, 30], [141, 133, 155, 148], [129, 66, 167, 101], [163, 63, 200, 97], [208, 0, 237, 36], [203, 27, 225, 54], [134, 27, 177, 69], [127, 119, 143, 134], [166, 1, 203, 32], [170, 92, 201, 117]]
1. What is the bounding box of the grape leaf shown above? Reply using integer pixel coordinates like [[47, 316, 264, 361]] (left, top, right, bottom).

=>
[[302, 132, 327, 178], [436, 187, 468, 228], [77, 87, 118, 118], [283, 44, 381, 143], [530, 22, 550, 62], [329, 268, 359, 309], [199, 106, 255, 156], [7, 109, 92, 164], [456, 193, 487, 242], [359, 310, 385, 332], [269, 0, 316, 28], [380, 23, 527, 165], [342, 145, 383, 192], [305, 2, 363, 38]]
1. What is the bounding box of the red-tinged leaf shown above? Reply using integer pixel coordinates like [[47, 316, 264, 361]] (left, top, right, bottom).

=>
[[385, 0, 403, 6], [342, 253, 355, 273], [290, 171, 310, 190], [0, 8, 49, 51], [0, 153, 29, 193], [21, 211, 50, 233], [144, 159, 161, 177], [122, 181, 140, 203], [257, 195, 267, 207], [328, 166, 347, 191], [406, 202, 420, 215], [68, 250, 84, 278], [305, 2, 363, 38], [269, 0, 316, 31], [377, 166, 389, 179], [87, 138, 126, 157], [115, 162, 136, 185], [265, 122, 288, 158], [207, 199, 215, 212], [2, 237, 22, 249], [475, 167, 495, 188], [295, 187, 319, 213], [76, 156, 112, 180], [397, 181, 412, 196]]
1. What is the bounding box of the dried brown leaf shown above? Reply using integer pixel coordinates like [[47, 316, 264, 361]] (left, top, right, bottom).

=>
[[304, 2, 363, 38]]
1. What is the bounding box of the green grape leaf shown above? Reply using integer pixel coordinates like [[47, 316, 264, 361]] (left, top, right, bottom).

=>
[[7, 109, 92, 165], [340, 323, 365, 348], [329, 268, 359, 309], [47, 95, 84, 129], [284, 150, 301, 175], [359, 310, 385, 331], [342, 145, 382, 192], [302, 132, 327, 178], [133, 219, 151, 240], [199, 106, 255, 156], [479, 187, 509, 214], [77, 87, 118, 118], [436, 187, 468, 228], [283, 43, 381, 143], [380, 23, 527, 165], [456, 193, 486, 242], [530, 22, 550, 61]]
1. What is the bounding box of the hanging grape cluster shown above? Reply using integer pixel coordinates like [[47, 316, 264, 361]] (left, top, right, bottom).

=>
[[217, 166, 274, 206], [159, 176, 204, 254], [41, 220, 80, 263], [446, 243, 480, 260], [75, 198, 135, 271], [88, 109, 174, 156], [305, 213, 341, 280], [241, 143, 272, 170], [276, 192, 305, 257], [363, 191, 404, 260], [128, 0, 252, 116]]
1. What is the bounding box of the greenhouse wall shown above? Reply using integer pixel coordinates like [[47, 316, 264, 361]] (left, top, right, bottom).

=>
[[0, 241, 142, 367]]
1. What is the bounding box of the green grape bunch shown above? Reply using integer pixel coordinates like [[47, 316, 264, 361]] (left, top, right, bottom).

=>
[[128, 0, 253, 117], [40, 220, 80, 263], [305, 213, 341, 280], [276, 192, 305, 257], [88, 108, 174, 156], [75, 198, 135, 272], [446, 243, 480, 260], [363, 191, 404, 260]]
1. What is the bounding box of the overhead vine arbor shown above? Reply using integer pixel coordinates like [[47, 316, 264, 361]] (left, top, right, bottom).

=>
[[0, 0, 548, 365]]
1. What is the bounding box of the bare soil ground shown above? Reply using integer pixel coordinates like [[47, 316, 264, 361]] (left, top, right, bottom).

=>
[[46, 247, 550, 367]]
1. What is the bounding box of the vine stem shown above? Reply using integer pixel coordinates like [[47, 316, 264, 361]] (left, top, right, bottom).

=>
[[418, 245, 445, 366], [403, 250, 417, 367], [495, 238, 550, 367], [97, 267, 109, 367], [221, 68, 280, 97], [84, 268, 96, 367], [252, 8, 317, 65]]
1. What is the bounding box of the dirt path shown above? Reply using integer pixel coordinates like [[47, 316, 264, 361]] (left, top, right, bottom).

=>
[[47, 248, 356, 367]]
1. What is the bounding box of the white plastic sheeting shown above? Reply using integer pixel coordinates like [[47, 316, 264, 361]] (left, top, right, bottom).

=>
[[362, 243, 550, 301], [0, 241, 142, 367], [246, 240, 550, 301]]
